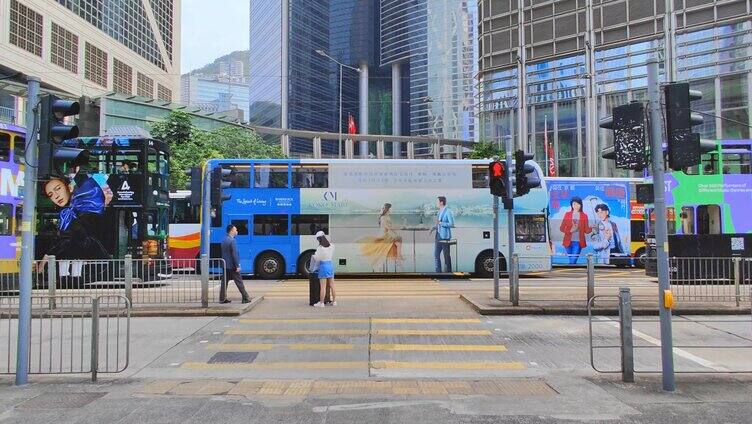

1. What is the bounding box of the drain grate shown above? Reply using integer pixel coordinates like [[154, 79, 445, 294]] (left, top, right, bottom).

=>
[[207, 351, 258, 364], [16, 392, 107, 410]]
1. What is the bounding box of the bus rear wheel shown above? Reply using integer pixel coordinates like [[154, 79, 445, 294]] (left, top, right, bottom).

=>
[[256, 252, 285, 280], [634, 248, 647, 269], [297, 251, 315, 278], [475, 251, 506, 278]]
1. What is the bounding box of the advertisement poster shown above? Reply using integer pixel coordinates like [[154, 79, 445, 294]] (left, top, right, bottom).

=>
[[547, 179, 631, 265]]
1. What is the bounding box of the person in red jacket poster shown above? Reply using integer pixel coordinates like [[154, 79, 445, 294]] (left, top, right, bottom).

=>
[[559, 197, 591, 264]]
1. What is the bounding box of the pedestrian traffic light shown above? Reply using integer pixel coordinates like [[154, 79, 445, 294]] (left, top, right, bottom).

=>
[[513, 150, 540, 197], [210, 165, 232, 227], [599, 102, 646, 170], [38, 95, 85, 179], [664, 83, 704, 170], [187, 167, 202, 205], [488, 160, 508, 198]]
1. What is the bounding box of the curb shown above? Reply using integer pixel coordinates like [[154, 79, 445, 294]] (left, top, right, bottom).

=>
[[128, 296, 264, 317], [459, 295, 751, 316]]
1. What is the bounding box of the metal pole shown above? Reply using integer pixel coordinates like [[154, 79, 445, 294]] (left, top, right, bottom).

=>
[[733, 258, 741, 308], [47, 256, 57, 310], [200, 254, 209, 308], [338, 65, 343, 159], [90, 297, 100, 382], [587, 253, 595, 305], [510, 253, 519, 306], [618, 287, 635, 383], [647, 55, 675, 391], [493, 192, 500, 300], [16, 76, 40, 386], [200, 165, 211, 257], [505, 136, 515, 279], [124, 255, 133, 304]]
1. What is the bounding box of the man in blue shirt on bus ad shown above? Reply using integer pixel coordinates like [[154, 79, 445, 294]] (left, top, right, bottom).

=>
[[434, 196, 455, 273]]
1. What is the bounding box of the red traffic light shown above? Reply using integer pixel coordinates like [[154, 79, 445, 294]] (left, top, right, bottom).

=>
[[491, 161, 504, 177]]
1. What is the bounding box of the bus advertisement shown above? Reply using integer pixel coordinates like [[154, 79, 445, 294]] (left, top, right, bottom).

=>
[[630, 200, 647, 268], [546, 178, 634, 266], [205, 159, 552, 278], [0, 123, 25, 276]]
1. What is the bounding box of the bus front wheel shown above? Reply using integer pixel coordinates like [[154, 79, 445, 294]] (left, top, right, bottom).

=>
[[475, 251, 506, 278], [256, 252, 285, 279], [297, 251, 315, 277]]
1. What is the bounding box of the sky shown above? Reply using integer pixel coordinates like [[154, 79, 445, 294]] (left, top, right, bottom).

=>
[[180, 0, 249, 74]]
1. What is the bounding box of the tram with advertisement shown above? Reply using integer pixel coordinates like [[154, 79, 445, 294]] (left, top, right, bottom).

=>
[[644, 140, 752, 278], [0, 123, 26, 292]]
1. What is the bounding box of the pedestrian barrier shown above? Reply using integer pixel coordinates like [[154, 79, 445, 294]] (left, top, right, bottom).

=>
[[665, 257, 751, 305], [0, 295, 130, 381], [0, 256, 226, 308], [589, 288, 752, 382]]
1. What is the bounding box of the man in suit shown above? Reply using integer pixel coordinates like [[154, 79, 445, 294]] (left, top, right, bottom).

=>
[[220, 224, 251, 304]]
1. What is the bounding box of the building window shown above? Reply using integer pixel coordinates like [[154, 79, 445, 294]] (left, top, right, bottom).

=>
[[9, 0, 43, 57], [137, 73, 155, 98], [84, 43, 108, 87], [50, 22, 78, 74], [157, 84, 172, 101], [720, 73, 749, 139], [113, 59, 133, 94]]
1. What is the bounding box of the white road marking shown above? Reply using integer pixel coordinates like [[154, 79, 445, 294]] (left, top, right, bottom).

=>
[[313, 400, 448, 413]]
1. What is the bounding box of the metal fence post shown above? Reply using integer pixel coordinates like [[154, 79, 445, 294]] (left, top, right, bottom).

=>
[[47, 256, 57, 309], [201, 254, 209, 308], [124, 255, 133, 304], [587, 254, 595, 306], [733, 258, 741, 308], [90, 297, 100, 382], [618, 287, 635, 383], [510, 253, 519, 306]]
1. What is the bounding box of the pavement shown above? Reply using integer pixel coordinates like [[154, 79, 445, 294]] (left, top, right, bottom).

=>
[[1, 271, 751, 423]]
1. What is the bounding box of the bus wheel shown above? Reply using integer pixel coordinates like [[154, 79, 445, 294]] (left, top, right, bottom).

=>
[[475, 251, 506, 278], [634, 248, 647, 269], [297, 251, 314, 277], [256, 252, 285, 279]]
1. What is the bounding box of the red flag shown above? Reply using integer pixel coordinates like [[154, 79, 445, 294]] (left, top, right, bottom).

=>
[[347, 114, 357, 135]]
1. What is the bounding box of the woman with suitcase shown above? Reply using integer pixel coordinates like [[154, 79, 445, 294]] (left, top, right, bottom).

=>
[[312, 231, 336, 307]]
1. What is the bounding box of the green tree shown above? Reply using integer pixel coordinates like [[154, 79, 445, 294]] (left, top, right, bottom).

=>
[[468, 140, 505, 159], [150, 111, 285, 190]]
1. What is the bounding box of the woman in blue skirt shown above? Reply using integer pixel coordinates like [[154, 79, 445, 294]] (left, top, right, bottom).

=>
[[312, 231, 336, 307]]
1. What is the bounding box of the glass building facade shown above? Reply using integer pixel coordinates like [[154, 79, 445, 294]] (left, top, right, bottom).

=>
[[248, 0, 283, 129], [478, 0, 752, 177]]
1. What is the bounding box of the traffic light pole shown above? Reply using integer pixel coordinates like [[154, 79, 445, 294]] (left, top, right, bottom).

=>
[[16, 76, 40, 386], [647, 55, 675, 391], [492, 193, 500, 300], [505, 137, 515, 280], [200, 164, 211, 257]]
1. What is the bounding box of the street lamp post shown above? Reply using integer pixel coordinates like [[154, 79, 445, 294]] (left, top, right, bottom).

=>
[[316, 49, 361, 159]]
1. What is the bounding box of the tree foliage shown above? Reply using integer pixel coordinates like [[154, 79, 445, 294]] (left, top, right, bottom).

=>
[[468, 140, 506, 159], [150, 111, 285, 190]]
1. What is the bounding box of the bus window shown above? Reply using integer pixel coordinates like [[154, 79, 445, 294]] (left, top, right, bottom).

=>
[[291, 214, 329, 235], [0, 133, 10, 163], [0, 204, 12, 235], [254, 164, 288, 188], [170, 197, 198, 224], [225, 165, 251, 188], [680, 206, 695, 234], [231, 219, 249, 235], [515, 215, 546, 243], [651, 207, 677, 234], [722, 152, 751, 174], [254, 214, 288, 235], [702, 153, 718, 175], [697, 205, 721, 234], [292, 164, 328, 188], [471, 165, 489, 188], [14, 205, 22, 236], [13, 135, 25, 164]]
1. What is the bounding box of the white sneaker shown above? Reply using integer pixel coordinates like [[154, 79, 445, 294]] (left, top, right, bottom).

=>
[[330, 301, 337, 306], [313, 302, 325, 308]]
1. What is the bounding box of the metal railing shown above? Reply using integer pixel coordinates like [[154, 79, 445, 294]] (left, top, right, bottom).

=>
[[665, 257, 751, 305], [589, 288, 752, 381], [0, 295, 130, 381], [0, 255, 226, 308]]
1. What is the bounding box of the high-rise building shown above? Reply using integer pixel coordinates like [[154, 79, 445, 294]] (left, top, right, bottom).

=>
[[248, 0, 478, 157], [0, 0, 180, 111], [181, 74, 250, 121], [478, 0, 751, 177]]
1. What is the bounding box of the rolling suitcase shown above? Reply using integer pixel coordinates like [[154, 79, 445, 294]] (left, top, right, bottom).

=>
[[309, 271, 321, 306]]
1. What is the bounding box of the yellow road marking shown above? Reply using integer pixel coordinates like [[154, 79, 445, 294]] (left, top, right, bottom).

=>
[[206, 343, 276, 351], [206, 343, 356, 351], [370, 344, 506, 352], [225, 329, 369, 336], [265, 295, 458, 299], [240, 319, 369, 324], [370, 361, 526, 370], [371, 318, 481, 324], [181, 361, 367, 370], [374, 329, 492, 336]]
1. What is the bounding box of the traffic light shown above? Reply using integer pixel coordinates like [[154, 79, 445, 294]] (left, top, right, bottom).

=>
[[488, 160, 508, 198], [664, 83, 704, 170], [187, 167, 202, 205], [210, 165, 232, 227], [38, 95, 85, 179], [599, 102, 646, 170], [513, 150, 540, 197]]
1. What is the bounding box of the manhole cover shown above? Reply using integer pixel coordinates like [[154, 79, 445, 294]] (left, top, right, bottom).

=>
[[16, 392, 106, 410], [208, 352, 258, 364]]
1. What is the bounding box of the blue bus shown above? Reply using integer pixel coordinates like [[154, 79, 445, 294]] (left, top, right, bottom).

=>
[[206, 159, 551, 278]]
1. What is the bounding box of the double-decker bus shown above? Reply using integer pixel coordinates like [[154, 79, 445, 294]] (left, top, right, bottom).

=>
[[645, 140, 752, 276], [168, 190, 200, 267], [630, 200, 647, 268], [204, 159, 551, 278]]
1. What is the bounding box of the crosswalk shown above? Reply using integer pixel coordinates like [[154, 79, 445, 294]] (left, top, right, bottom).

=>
[[253, 279, 460, 300]]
